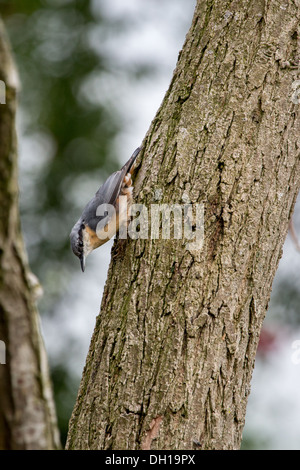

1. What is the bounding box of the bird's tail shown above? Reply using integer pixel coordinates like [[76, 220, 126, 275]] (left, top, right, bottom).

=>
[[122, 146, 142, 176]]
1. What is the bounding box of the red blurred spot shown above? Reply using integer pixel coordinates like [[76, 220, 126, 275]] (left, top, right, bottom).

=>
[[257, 328, 278, 356]]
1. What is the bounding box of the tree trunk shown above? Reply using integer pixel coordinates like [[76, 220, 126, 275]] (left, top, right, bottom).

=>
[[0, 18, 60, 450], [66, 0, 300, 450]]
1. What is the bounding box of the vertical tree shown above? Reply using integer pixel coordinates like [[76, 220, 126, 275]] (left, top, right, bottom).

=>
[[0, 18, 60, 450], [66, 0, 300, 450]]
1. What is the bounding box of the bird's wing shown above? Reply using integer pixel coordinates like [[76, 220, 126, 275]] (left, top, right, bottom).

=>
[[96, 146, 141, 206], [81, 147, 142, 232]]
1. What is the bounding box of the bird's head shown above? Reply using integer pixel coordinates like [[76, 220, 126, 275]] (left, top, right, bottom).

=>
[[70, 220, 93, 272]]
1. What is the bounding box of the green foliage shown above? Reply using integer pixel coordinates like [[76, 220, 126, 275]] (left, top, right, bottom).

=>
[[50, 363, 79, 445]]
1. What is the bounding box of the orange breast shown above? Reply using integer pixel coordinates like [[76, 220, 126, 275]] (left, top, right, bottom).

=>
[[86, 172, 134, 248]]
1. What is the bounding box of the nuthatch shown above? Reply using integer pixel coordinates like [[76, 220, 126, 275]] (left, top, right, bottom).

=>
[[70, 147, 141, 272]]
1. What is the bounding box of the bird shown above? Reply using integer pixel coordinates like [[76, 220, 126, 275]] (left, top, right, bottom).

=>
[[70, 147, 141, 272]]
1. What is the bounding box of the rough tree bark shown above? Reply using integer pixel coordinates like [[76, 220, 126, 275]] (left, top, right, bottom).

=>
[[0, 19, 60, 450], [66, 0, 300, 450]]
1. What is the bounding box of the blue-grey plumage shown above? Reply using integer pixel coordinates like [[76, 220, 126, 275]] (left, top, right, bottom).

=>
[[70, 147, 141, 272]]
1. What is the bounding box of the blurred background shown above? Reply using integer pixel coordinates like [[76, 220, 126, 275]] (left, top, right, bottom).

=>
[[1, 0, 300, 449]]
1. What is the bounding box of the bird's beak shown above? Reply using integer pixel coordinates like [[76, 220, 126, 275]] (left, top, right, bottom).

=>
[[80, 254, 85, 273]]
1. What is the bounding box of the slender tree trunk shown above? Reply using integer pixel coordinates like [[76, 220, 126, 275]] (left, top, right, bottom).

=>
[[0, 19, 60, 450], [66, 0, 300, 450]]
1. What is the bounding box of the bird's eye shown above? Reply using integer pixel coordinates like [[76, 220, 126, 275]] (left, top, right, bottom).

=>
[[81, 223, 85, 230]]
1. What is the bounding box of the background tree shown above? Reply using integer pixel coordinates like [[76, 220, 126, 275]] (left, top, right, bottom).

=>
[[66, 0, 300, 450], [0, 17, 59, 450]]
